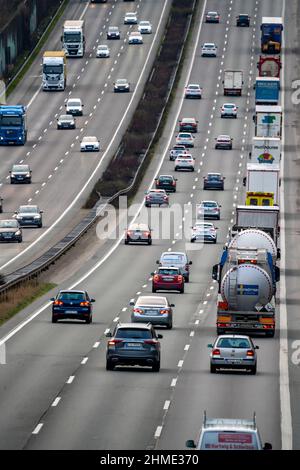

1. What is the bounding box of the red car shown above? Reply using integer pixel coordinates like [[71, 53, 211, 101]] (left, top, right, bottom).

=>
[[151, 267, 185, 293], [179, 117, 198, 133]]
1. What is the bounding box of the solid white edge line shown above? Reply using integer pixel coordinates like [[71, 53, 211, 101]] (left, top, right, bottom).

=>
[[32, 423, 43, 435]]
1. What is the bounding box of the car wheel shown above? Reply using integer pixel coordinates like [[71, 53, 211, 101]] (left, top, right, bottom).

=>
[[210, 364, 217, 373], [185, 275, 190, 283], [152, 361, 160, 372], [125, 239, 129, 245], [106, 360, 114, 371], [249, 364, 257, 375], [52, 316, 57, 323], [166, 321, 173, 330], [86, 315, 92, 324], [175, 167, 178, 171], [213, 239, 217, 244], [18, 238, 22, 243], [152, 286, 156, 293], [148, 239, 152, 245], [180, 286, 184, 294], [190, 238, 195, 243]]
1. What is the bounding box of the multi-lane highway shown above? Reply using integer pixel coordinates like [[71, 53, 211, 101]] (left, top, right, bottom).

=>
[[0, 0, 298, 451]]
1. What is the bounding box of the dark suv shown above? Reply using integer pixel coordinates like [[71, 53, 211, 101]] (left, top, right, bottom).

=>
[[236, 14, 250, 27], [106, 323, 162, 371], [51, 290, 95, 323]]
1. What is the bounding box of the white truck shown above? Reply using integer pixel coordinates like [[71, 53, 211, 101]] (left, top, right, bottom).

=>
[[254, 105, 282, 137], [62, 20, 85, 57], [249, 137, 281, 165], [245, 163, 280, 205], [42, 51, 66, 91], [223, 70, 243, 96]]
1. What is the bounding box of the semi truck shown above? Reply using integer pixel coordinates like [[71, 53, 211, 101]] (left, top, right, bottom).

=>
[[42, 51, 67, 91], [255, 77, 280, 105], [257, 55, 281, 77], [212, 246, 279, 337], [245, 163, 280, 206], [62, 20, 85, 57], [249, 137, 281, 165], [254, 105, 282, 137], [0, 105, 27, 145], [223, 70, 243, 96], [260, 17, 283, 54]]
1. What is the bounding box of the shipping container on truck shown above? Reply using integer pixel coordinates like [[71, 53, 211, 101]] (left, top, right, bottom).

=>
[[245, 163, 280, 206], [257, 55, 281, 78], [254, 105, 282, 138], [223, 70, 243, 96], [260, 17, 283, 54], [249, 137, 281, 165], [255, 77, 280, 105]]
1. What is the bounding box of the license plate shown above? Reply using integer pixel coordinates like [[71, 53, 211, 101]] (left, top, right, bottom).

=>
[[226, 359, 242, 364], [162, 277, 174, 282], [65, 310, 78, 314], [126, 343, 142, 348], [145, 310, 159, 315]]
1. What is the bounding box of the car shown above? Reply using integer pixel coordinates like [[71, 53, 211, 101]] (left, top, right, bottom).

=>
[[174, 154, 195, 172], [125, 223, 152, 245], [203, 173, 225, 190], [96, 44, 110, 58], [51, 290, 95, 324], [169, 144, 188, 161], [130, 295, 174, 329], [155, 175, 177, 192], [65, 98, 83, 116], [236, 14, 250, 27], [114, 78, 130, 92], [105, 322, 162, 371], [151, 266, 185, 293], [124, 12, 138, 24], [0, 219, 22, 243], [157, 251, 192, 282], [197, 201, 221, 220], [57, 114, 76, 129], [186, 411, 272, 450], [201, 43, 217, 57], [179, 117, 198, 133], [215, 135, 233, 149], [190, 222, 217, 243], [138, 20, 152, 34], [145, 189, 169, 207], [9, 164, 32, 184], [80, 136, 100, 152], [14, 205, 43, 228], [205, 11, 220, 23], [175, 132, 194, 147], [208, 334, 259, 374], [185, 83, 202, 99], [221, 103, 238, 118], [107, 26, 120, 39], [128, 31, 143, 44]]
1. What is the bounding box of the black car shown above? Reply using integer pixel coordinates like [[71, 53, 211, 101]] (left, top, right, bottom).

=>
[[106, 323, 162, 371], [107, 26, 120, 39], [236, 14, 250, 27], [125, 223, 152, 245], [155, 175, 177, 192], [10, 164, 32, 184], [57, 114, 76, 129], [0, 219, 22, 243], [51, 290, 95, 323], [203, 173, 225, 190]]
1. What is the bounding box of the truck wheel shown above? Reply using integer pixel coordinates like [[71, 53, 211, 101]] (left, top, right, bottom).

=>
[[152, 286, 156, 293], [180, 286, 185, 294]]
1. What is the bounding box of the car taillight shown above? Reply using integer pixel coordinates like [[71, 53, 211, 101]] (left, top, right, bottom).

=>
[[54, 300, 63, 306], [143, 231, 149, 237], [163, 196, 168, 200], [146, 196, 150, 200], [172, 181, 176, 186], [178, 275, 183, 282], [212, 349, 220, 356], [134, 308, 143, 314], [246, 350, 255, 357], [144, 339, 157, 345], [160, 309, 169, 314], [154, 275, 159, 281], [108, 339, 123, 346], [80, 301, 90, 306]]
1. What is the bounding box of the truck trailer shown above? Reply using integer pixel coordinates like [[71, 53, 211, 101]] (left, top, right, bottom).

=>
[[255, 77, 280, 105], [254, 105, 282, 138], [0, 105, 27, 145], [249, 137, 281, 165], [257, 55, 281, 78], [245, 163, 280, 206]]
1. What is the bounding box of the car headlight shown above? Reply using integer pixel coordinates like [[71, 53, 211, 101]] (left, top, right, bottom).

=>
[[15, 230, 21, 236], [34, 215, 41, 219], [26, 173, 30, 177]]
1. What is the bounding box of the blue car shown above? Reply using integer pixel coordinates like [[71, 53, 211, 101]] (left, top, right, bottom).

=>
[[203, 173, 225, 190], [51, 290, 95, 324]]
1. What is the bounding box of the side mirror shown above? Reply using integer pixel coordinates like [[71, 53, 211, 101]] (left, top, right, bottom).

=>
[[9, 171, 11, 173], [129, 300, 135, 306], [156, 260, 159, 264], [157, 334, 163, 339], [207, 343, 213, 348], [151, 272, 155, 276], [255, 345, 259, 349], [40, 210, 44, 214], [50, 298, 55, 301], [60, 35, 63, 42], [105, 331, 112, 338], [263, 442, 272, 450], [189, 261, 192, 265], [91, 299, 95, 303], [186, 440, 196, 449], [14, 211, 17, 214], [170, 304, 175, 307], [243, 177, 247, 186]]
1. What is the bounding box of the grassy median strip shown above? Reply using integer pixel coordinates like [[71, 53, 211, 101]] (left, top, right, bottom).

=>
[[0, 282, 56, 326]]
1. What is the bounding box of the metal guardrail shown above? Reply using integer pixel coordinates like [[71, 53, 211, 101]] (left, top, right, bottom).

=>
[[0, 2, 196, 298]]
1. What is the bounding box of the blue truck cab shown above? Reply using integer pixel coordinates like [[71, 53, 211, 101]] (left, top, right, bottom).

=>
[[0, 105, 27, 145], [261, 17, 283, 54], [255, 77, 280, 105]]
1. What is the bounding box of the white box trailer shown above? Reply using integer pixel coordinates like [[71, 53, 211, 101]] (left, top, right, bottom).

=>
[[246, 163, 280, 205], [254, 105, 282, 137], [223, 70, 243, 96], [250, 137, 281, 165]]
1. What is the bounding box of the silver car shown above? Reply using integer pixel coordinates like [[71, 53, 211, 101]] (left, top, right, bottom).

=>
[[114, 79, 130, 92], [96, 45, 110, 58], [138, 21, 152, 34], [130, 295, 174, 329], [157, 251, 192, 282], [215, 134, 233, 149], [201, 42, 217, 57], [197, 201, 221, 220], [208, 335, 258, 374], [145, 189, 169, 207], [80, 136, 100, 152], [14, 205, 43, 228], [221, 103, 238, 118]]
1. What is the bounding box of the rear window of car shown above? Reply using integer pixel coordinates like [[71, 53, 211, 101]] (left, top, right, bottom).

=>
[[137, 297, 167, 306], [116, 328, 152, 339], [203, 202, 217, 207], [200, 431, 259, 450], [12, 165, 29, 172], [208, 175, 221, 180], [58, 292, 85, 301], [161, 254, 186, 264], [217, 338, 251, 348], [159, 176, 172, 181]]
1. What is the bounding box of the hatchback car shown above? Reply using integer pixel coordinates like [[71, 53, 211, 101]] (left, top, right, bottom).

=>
[[51, 290, 95, 323], [203, 173, 225, 190], [145, 189, 169, 207], [152, 267, 185, 293], [179, 117, 198, 133], [174, 154, 195, 172], [107, 26, 120, 39], [155, 175, 177, 192], [197, 201, 221, 220], [0, 219, 22, 243], [10, 164, 32, 184], [208, 335, 258, 374], [236, 14, 250, 27], [114, 79, 130, 92], [185, 83, 202, 99], [128, 31, 143, 44], [65, 98, 83, 116], [125, 223, 152, 245], [57, 114, 76, 129], [215, 135, 233, 149], [176, 132, 194, 147], [14, 205, 43, 228], [80, 136, 100, 152], [169, 144, 188, 161], [96, 44, 110, 58], [205, 11, 220, 23], [138, 20, 152, 34], [105, 322, 162, 371], [201, 43, 217, 57], [221, 103, 238, 118], [130, 295, 174, 329], [191, 222, 217, 243], [157, 251, 192, 282], [124, 12, 138, 24]]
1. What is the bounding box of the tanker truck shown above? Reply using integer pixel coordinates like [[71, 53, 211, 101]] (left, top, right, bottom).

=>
[[212, 245, 280, 337]]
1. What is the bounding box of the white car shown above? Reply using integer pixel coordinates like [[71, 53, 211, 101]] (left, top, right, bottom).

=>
[[65, 98, 83, 116], [197, 201, 221, 220], [96, 45, 110, 58], [215, 135, 233, 149], [185, 83, 202, 99], [124, 12, 138, 24], [138, 21, 152, 34], [169, 144, 188, 161], [221, 103, 238, 118], [190, 222, 217, 243], [114, 79, 130, 92], [201, 42, 217, 57], [80, 136, 100, 152], [128, 31, 143, 44], [174, 154, 195, 172], [176, 132, 195, 147]]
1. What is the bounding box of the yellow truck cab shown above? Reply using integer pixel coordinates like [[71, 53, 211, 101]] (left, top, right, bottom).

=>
[[246, 191, 274, 206]]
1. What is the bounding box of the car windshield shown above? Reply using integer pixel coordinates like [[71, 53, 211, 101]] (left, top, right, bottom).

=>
[[60, 115, 72, 120], [188, 85, 199, 89], [12, 165, 29, 172], [58, 292, 85, 301], [129, 224, 148, 231], [0, 220, 18, 228], [83, 137, 96, 142], [117, 80, 127, 85], [203, 202, 217, 207], [204, 44, 215, 48], [109, 27, 118, 31], [208, 175, 221, 180], [98, 46, 108, 50], [200, 431, 259, 450], [179, 133, 191, 138], [140, 22, 150, 26], [137, 297, 167, 306], [224, 104, 235, 108], [68, 100, 81, 106], [19, 206, 38, 213], [161, 254, 185, 264], [116, 328, 152, 339], [217, 338, 251, 348]]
